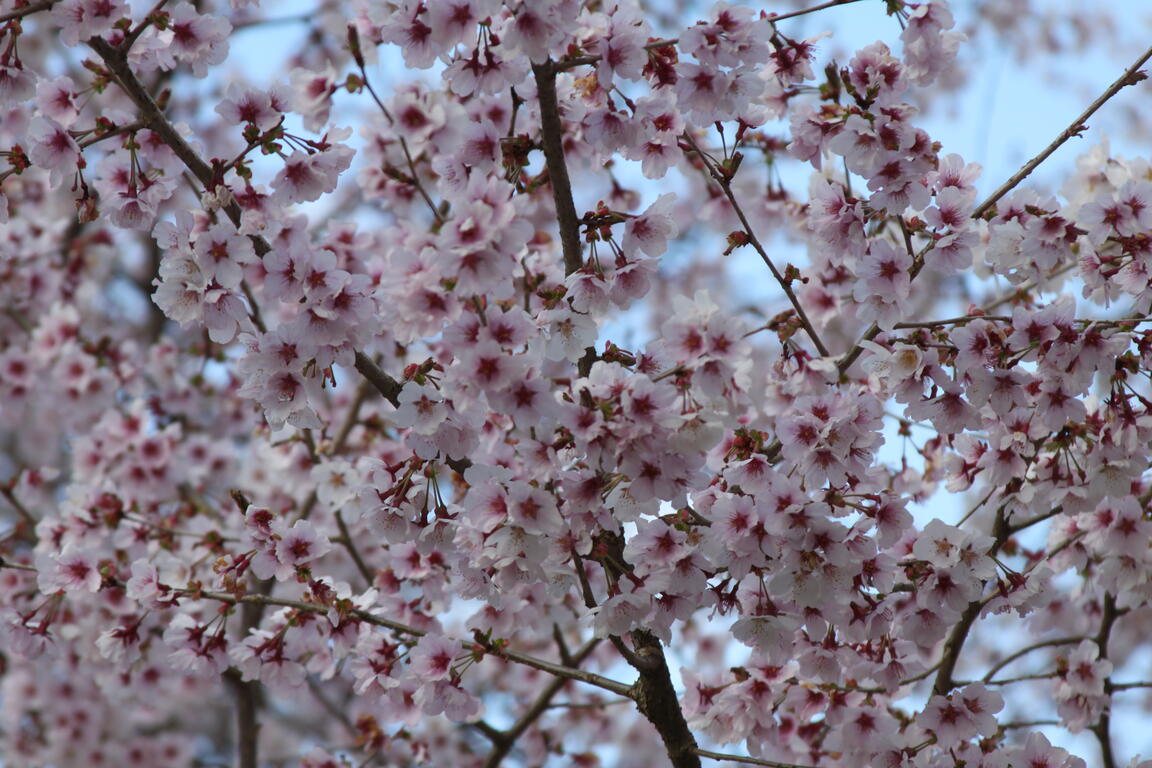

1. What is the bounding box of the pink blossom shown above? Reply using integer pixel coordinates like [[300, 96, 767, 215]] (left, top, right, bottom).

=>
[[275, 520, 332, 573], [149, 2, 232, 78], [623, 193, 678, 257], [52, 0, 129, 47], [215, 82, 285, 132], [37, 546, 102, 593], [919, 683, 1003, 744], [408, 633, 459, 682], [271, 146, 355, 204], [900, 0, 964, 87], [289, 64, 338, 131], [35, 76, 81, 127], [27, 117, 81, 188], [125, 561, 162, 602]]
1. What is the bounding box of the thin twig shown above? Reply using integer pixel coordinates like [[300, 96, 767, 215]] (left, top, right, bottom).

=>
[[998, 719, 1063, 731], [306, 676, 358, 737], [482, 639, 602, 768], [0, 0, 57, 23], [972, 45, 1152, 219], [832, 45, 1152, 390], [892, 314, 1011, 329], [331, 381, 372, 455], [981, 262, 1078, 312], [768, 0, 866, 22], [982, 636, 1083, 683], [694, 747, 819, 768], [352, 61, 443, 224], [680, 131, 830, 358], [180, 587, 634, 697], [1110, 680, 1152, 691], [232, 9, 319, 31], [76, 120, 148, 149], [0, 486, 38, 529], [334, 510, 373, 587], [980, 671, 1056, 686]]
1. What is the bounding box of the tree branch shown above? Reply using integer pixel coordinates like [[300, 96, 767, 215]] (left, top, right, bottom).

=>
[[594, 531, 701, 767], [982, 636, 1084, 683], [1091, 592, 1119, 768], [932, 508, 1011, 696], [306, 676, 358, 738], [0, 0, 58, 23], [349, 49, 443, 223], [531, 62, 584, 276], [767, 0, 865, 22], [681, 131, 830, 358], [353, 351, 403, 407], [331, 381, 372, 455], [182, 587, 634, 697], [482, 639, 601, 768], [1, 485, 39, 531], [334, 509, 374, 587], [223, 669, 260, 768], [88, 38, 216, 188], [630, 628, 702, 768], [694, 747, 818, 768], [972, 45, 1152, 220]]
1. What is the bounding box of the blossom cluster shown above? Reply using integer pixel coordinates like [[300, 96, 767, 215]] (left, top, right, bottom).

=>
[[1, 0, 1152, 767]]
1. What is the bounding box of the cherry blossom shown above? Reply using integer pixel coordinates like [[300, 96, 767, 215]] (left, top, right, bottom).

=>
[[3, 1, 1152, 767]]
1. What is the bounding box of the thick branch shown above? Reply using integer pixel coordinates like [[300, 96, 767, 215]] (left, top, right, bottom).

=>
[[223, 669, 260, 768], [931, 509, 1011, 696], [88, 38, 215, 187], [353, 351, 402, 407], [596, 532, 700, 768], [531, 62, 584, 276], [630, 629, 701, 768], [219, 554, 268, 768]]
